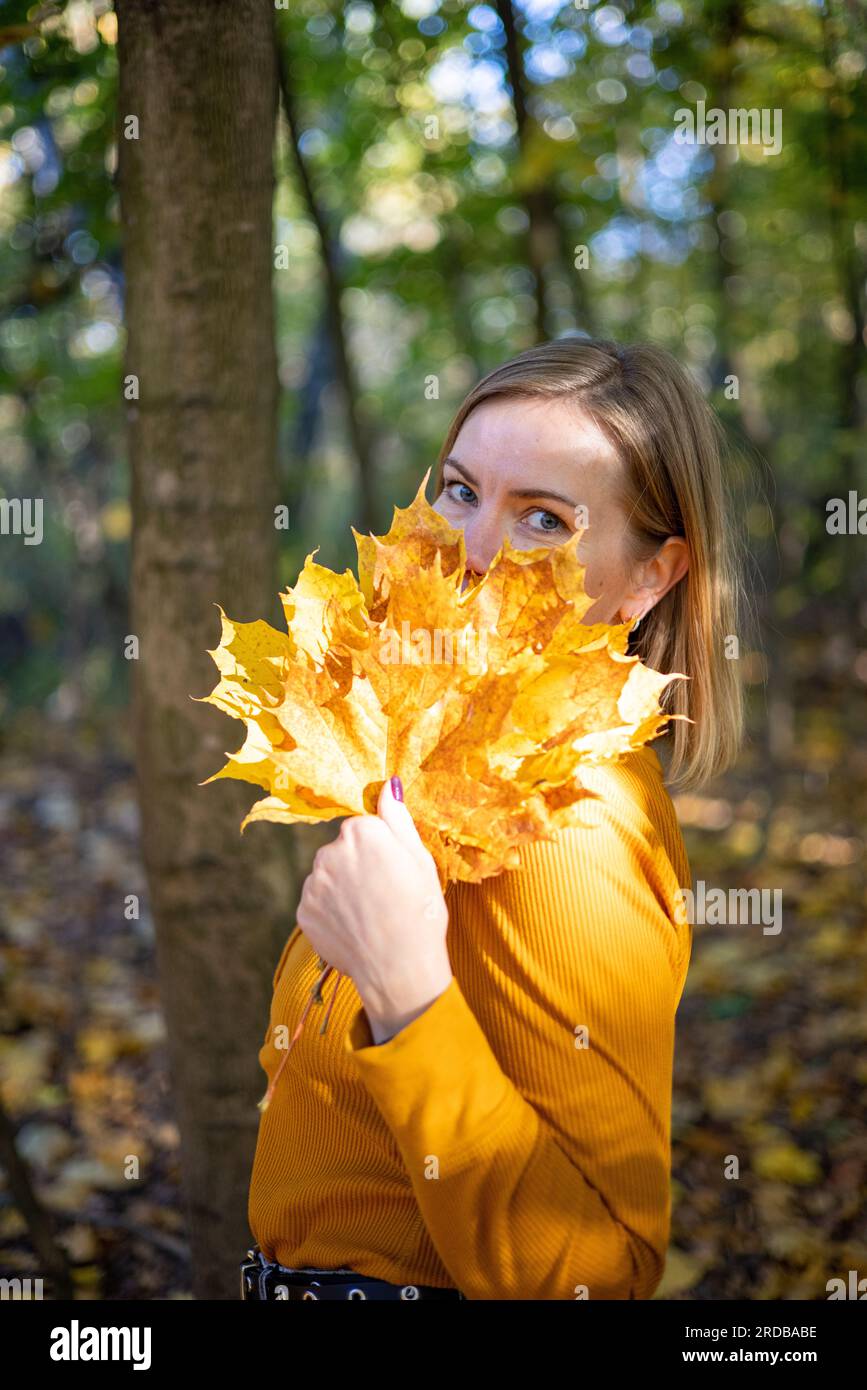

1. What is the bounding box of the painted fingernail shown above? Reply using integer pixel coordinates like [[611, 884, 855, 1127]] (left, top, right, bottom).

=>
[[390, 775, 403, 802]]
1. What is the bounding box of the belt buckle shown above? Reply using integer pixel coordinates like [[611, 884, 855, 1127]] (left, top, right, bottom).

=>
[[240, 1246, 268, 1300]]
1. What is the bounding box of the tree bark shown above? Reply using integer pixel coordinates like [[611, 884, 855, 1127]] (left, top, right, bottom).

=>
[[496, 0, 562, 343], [821, 1, 867, 609], [276, 37, 378, 534], [116, 0, 294, 1298]]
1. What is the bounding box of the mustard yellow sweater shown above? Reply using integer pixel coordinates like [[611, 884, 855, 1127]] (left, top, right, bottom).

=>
[[248, 743, 692, 1300]]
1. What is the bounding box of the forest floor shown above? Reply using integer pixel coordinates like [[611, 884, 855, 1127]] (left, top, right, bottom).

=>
[[1, 630, 865, 1300]]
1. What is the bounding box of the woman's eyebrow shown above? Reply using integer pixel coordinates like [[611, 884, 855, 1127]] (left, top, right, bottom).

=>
[[443, 457, 577, 507]]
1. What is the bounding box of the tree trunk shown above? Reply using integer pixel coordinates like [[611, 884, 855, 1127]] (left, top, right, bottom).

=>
[[496, 0, 563, 343], [820, 1, 866, 605], [276, 37, 378, 534], [116, 0, 294, 1298]]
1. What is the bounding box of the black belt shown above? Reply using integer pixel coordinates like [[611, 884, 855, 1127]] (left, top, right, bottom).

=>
[[240, 1246, 466, 1301]]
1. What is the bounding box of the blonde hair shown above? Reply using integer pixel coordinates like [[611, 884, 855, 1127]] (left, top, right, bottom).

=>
[[432, 337, 751, 792]]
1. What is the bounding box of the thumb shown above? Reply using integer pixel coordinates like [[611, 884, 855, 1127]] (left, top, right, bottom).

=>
[[377, 774, 427, 858]]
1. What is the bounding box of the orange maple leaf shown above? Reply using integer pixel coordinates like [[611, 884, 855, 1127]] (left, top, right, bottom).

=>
[[198, 467, 686, 887]]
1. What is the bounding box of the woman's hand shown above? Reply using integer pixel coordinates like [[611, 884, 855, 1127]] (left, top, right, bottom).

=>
[[295, 777, 453, 1043]]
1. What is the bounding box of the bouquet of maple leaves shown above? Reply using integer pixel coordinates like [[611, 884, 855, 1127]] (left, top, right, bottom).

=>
[[198, 468, 685, 1102]]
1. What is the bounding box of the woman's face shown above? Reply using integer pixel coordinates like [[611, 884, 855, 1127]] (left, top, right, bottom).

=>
[[431, 395, 688, 625]]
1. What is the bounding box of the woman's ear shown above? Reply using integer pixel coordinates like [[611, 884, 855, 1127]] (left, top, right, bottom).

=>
[[653, 536, 690, 600], [622, 537, 689, 620]]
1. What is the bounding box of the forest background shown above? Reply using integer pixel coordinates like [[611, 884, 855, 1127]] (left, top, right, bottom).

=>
[[0, 0, 865, 1299]]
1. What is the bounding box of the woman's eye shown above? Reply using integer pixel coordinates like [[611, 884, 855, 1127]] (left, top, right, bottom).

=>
[[443, 482, 566, 536], [445, 480, 476, 505], [526, 509, 566, 534]]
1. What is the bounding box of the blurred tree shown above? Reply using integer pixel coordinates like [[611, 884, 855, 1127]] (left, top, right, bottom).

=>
[[115, 0, 294, 1298], [277, 28, 378, 532]]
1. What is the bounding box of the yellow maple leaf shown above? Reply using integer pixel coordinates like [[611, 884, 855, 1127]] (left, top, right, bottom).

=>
[[196, 467, 688, 889]]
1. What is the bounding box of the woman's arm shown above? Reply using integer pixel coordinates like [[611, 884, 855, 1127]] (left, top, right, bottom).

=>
[[344, 802, 688, 1300]]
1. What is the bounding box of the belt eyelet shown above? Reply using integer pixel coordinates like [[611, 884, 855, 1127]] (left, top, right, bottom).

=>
[[302, 1289, 319, 1300], [347, 1288, 367, 1299], [400, 1285, 419, 1300]]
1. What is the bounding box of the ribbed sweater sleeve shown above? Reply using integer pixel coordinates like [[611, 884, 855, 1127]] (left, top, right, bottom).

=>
[[343, 774, 689, 1300]]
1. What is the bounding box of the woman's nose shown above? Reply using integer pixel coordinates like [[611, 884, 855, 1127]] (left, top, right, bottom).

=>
[[461, 515, 502, 583]]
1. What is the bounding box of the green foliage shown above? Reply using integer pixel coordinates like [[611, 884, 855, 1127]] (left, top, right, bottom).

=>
[[0, 0, 865, 719]]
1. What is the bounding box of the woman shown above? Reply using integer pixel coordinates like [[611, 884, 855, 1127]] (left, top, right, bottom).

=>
[[241, 337, 747, 1301]]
